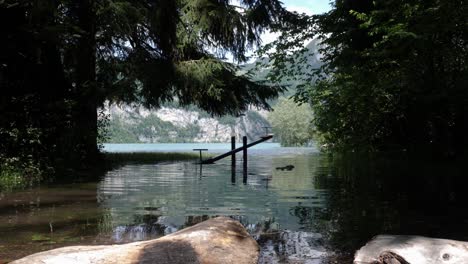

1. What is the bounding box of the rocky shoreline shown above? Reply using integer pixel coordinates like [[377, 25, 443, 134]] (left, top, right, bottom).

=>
[[11, 217, 259, 264]]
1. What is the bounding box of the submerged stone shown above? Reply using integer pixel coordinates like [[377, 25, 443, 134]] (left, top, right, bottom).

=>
[[257, 230, 328, 264], [11, 217, 259, 264], [354, 235, 468, 264]]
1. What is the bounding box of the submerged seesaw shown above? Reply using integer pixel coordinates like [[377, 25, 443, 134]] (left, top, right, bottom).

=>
[[200, 135, 273, 165]]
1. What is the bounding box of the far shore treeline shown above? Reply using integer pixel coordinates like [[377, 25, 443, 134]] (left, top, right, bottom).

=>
[[1, 0, 467, 188]]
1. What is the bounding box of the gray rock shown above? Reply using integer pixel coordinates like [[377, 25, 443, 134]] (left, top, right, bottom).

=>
[[11, 217, 259, 264], [354, 235, 468, 264]]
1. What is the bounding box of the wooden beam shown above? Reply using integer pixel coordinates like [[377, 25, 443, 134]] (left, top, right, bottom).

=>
[[202, 135, 273, 164]]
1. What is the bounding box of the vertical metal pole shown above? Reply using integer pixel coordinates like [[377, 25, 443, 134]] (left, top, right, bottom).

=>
[[243, 136, 247, 184], [231, 136, 236, 167]]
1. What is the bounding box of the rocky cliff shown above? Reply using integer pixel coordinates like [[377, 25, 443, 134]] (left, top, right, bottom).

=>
[[103, 103, 271, 143]]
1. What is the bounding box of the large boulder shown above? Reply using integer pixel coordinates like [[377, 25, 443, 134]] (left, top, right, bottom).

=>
[[354, 235, 468, 264], [11, 217, 259, 264]]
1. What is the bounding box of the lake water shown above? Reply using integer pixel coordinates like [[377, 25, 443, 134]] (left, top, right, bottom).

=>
[[102, 142, 286, 153], [1, 144, 468, 263]]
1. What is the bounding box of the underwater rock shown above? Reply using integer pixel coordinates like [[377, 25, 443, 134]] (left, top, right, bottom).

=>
[[354, 235, 468, 264], [275, 165, 295, 171], [257, 230, 328, 264], [11, 217, 259, 264]]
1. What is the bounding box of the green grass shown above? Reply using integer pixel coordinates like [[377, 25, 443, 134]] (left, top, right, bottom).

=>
[[31, 234, 51, 242], [103, 152, 213, 165], [0, 166, 28, 191]]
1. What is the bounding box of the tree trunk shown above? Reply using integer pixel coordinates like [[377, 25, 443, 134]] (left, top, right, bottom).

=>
[[75, 0, 99, 165]]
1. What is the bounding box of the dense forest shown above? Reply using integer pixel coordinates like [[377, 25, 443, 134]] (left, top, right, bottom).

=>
[[1, 0, 467, 187], [0, 0, 286, 185], [264, 0, 468, 156]]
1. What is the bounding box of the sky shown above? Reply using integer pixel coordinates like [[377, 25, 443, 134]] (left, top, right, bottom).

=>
[[282, 0, 332, 15], [261, 0, 332, 44], [222, 0, 332, 62]]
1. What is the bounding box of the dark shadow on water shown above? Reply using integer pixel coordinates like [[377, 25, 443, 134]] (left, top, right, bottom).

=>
[[243, 167, 248, 185], [2, 152, 468, 263], [316, 154, 468, 256]]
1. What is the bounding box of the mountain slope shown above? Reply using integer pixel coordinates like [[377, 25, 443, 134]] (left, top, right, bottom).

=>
[[104, 104, 271, 143]]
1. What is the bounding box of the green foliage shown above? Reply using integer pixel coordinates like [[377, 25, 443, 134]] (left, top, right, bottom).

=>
[[264, 0, 468, 155], [0, 0, 287, 183], [106, 116, 140, 143], [268, 97, 314, 146], [30, 234, 51, 242], [173, 58, 285, 116], [178, 0, 283, 62], [0, 165, 27, 191], [94, 0, 286, 114], [97, 109, 111, 147]]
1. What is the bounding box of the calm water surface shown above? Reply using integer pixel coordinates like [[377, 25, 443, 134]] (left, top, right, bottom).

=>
[[1, 144, 468, 263], [102, 142, 287, 153]]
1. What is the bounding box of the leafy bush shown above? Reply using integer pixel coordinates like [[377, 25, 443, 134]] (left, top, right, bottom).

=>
[[0, 165, 28, 191], [268, 97, 314, 146]]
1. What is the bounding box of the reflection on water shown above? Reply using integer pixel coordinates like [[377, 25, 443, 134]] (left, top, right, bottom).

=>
[[1, 149, 468, 263], [323, 155, 468, 255], [96, 151, 333, 262], [0, 184, 106, 262], [98, 155, 327, 228]]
